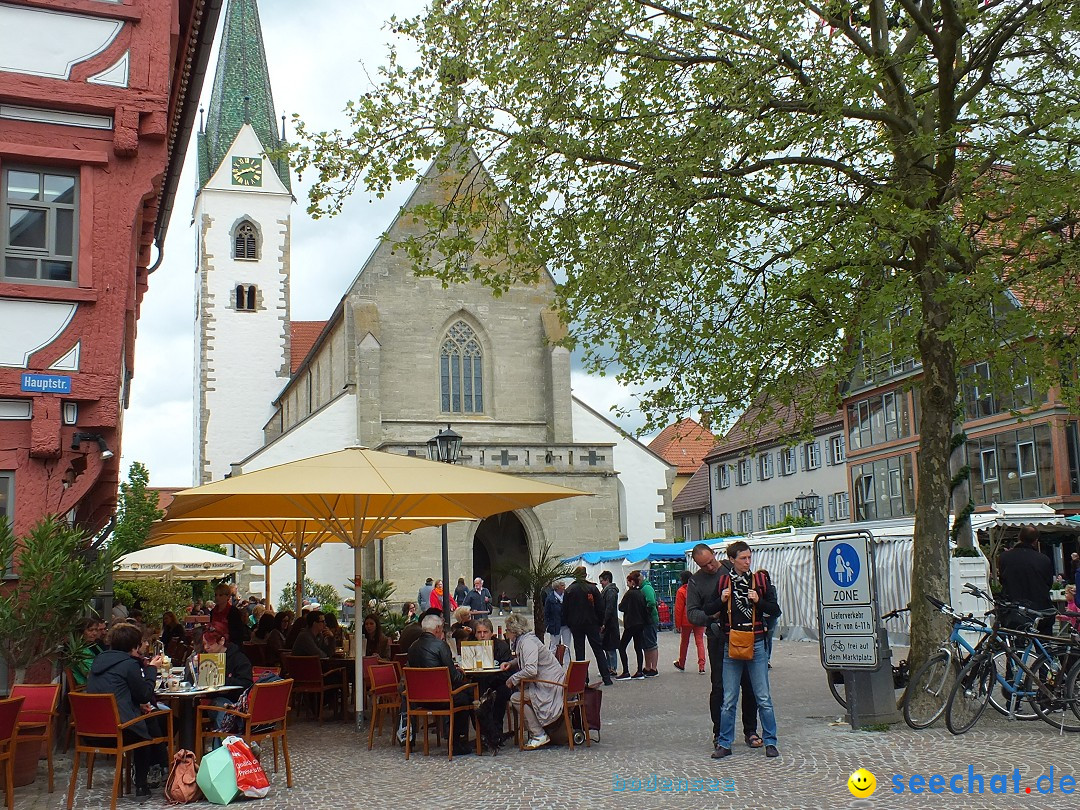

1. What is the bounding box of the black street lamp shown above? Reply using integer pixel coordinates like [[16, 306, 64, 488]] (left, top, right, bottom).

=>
[[428, 425, 462, 628], [795, 490, 818, 521]]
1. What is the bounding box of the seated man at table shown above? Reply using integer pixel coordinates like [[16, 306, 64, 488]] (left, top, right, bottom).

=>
[[291, 610, 335, 659], [86, 623, 169, 800], [407, 614, 474, 754], [470, 619, 514, 735]]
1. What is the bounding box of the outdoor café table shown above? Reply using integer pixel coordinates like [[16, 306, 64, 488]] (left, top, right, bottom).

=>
[[156, 685, 244, 751]]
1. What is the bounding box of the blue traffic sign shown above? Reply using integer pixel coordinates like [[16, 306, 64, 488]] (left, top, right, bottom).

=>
[[827, 542, 861, 588]]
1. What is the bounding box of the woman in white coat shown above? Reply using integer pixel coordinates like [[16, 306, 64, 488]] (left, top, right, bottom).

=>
[[503, 611, 567, 749]]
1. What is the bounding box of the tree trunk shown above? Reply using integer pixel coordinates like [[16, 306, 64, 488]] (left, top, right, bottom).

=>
[[909, 298, 958, 671]]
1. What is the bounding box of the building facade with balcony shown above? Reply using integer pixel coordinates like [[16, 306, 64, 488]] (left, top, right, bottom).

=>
[[0, 0, 220, 535]]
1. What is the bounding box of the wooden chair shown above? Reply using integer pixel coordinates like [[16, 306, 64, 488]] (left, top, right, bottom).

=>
[[195, 679, 294, 787], [61, 669, 85, 753], [282, 655, 344, 723], [242, 642, 268, 667], [0, 697, 25, 810], [401, 667, 479, 761], [11, 683, 60, 792], [366, 664, 401, 750], [517, 659, 591, 750], [66, 693, 173, 810], [554, 643, 568, 664]]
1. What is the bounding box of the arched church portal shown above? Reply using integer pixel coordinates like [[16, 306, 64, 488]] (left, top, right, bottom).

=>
[[472, 511, 529, 604]]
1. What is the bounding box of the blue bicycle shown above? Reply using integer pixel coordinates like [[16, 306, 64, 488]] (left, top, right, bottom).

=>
[[903, 591, 997, 729]]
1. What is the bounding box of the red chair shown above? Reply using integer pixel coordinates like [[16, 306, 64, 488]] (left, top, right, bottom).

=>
[[366, 664, 401, 750], [282, 655, 344, 723], [11, 683, 60, 792], [195, 679, 294, 787], [66, 692, 173, 810], [242, 642, 268, 667], [517, 659, 591, 750], [402, 667, 479, 761], [252, 666, 281, 679], [0, 697, 25, 810], [554, 643, 567, 664]]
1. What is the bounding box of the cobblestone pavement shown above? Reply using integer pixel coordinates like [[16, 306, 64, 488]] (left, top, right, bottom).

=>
[[16, 633, 1080, 809]]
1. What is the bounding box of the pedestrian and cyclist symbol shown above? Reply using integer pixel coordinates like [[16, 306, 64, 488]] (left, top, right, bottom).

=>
[[828, 543, 861, 588]]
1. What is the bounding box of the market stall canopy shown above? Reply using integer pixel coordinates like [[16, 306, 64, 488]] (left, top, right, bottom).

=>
[[114, 544, 244, 581], [160, 447, 590, 547], [564, 540, 703, 567]]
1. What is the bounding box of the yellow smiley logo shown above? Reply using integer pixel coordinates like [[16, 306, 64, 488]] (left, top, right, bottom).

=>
[[848, 768, 877, 797]]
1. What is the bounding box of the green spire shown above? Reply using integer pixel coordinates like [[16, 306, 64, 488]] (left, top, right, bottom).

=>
[[198, 0, 291, 191]]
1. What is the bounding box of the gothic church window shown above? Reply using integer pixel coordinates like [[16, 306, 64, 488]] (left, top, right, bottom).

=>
[[235, 284, 257, 311], [440, 321, 484, 413], [233, 220, 258, 260]]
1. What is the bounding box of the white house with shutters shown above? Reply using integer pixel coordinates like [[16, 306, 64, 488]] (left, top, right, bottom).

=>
[[706, 401, 849, 535]]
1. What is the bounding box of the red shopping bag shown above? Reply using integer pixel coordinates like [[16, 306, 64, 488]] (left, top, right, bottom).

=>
[[223, 736, 270, 799]]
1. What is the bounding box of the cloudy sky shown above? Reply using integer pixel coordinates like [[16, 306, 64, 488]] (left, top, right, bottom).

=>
[[120, 0, 656, 487]]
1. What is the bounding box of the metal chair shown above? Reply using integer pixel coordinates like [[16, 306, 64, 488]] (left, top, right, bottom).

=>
[[66, 693, 173, 810], [517, 659, 591, 750], [194, 678, 294, 787], [11, 683, 60, 792], [0, 697, 25, 810], [281, 655, 344, 723], [366, 664, 401, 749], [402, 667, 479, 761]]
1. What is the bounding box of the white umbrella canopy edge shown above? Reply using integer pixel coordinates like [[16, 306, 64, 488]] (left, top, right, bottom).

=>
[[114, 543, 245, 581]]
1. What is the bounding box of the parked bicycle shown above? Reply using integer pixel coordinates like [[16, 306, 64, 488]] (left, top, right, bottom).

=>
[[827, 606, 909, 711], [944, 584, 1080, 735]]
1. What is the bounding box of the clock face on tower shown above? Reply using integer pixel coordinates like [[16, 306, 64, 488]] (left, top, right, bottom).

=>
[[231, 156, 263, 187]]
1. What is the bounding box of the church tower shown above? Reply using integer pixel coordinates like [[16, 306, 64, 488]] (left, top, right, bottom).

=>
[[193, 0, 292, 484]]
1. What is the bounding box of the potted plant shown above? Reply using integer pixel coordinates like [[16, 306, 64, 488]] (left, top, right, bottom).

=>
[[0, 516, 139, 785]]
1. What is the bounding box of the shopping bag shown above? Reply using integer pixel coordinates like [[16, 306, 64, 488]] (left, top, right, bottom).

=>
[[194, 745, 239, 806], [224, 735, 270, 799]]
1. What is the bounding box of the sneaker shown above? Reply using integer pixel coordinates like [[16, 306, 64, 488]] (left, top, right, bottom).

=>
[[631, 671, 645, 680], [523, 733, 550, 750], [699, 666, 706, 673], [673, 661, 685, 671], [710, 746, 732, 759], [616, 672, 633, 681], [643, 669, 659, 677], [765, 745, 780, 758]]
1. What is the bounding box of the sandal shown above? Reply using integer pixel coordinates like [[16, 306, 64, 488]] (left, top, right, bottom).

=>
[[745, 733, 764, 748]]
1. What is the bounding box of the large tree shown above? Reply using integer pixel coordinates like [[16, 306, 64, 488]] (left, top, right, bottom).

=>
[[295, 0, 1080, 664]]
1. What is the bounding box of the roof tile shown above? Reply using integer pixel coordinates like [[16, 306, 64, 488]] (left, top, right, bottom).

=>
[[648, 419, 717, 474]]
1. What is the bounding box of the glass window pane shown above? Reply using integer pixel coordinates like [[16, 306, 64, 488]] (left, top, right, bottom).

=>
[[55, 208, 74, 256], [450, 354, 461, 412], [440, 355, 450, 412], [43, 260, 72, 281], [4, 257, 36, 278], [9, 207, 46, 249], [6, 170, 40, 201], [43, 174, 75, 203], [463, 356, 473, 412]]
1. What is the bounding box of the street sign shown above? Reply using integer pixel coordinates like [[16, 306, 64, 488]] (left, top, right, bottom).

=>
[[21, 373, 71, 394], [815, 531, 879, 670]]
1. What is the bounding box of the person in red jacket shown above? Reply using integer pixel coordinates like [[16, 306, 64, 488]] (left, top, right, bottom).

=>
[[674, 570, 706, 673]]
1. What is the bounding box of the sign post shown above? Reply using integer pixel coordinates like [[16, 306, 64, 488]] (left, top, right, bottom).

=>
[[814, 530, 899, 728]]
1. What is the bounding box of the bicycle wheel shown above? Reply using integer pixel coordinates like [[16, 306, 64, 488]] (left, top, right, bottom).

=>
[[945, 654, 994, 735], [827, 671, 846, 710], [987, 649, 1038, 720], [1029, 656, 1080, 733], [903, 651, 957, 729]]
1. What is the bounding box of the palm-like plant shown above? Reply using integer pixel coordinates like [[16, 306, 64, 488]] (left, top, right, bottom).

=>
[[498, 542, 575, 643]]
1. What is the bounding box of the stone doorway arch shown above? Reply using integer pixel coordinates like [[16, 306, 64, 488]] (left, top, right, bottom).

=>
[[472, 510, 532, 606]]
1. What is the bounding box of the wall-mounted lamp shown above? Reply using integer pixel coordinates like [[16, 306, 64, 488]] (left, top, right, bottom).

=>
[[72, 432, 114, 460]]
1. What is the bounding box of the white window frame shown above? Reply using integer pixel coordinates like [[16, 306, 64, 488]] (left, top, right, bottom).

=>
[[780, 447, 797, 476], [719, 513, 733, 533], [681, 516, 692, 539], [1017, 440, 1036, 478], [980, 448, 998, 482], [781, 501, 794, 520], [835, 492, 850, 520], [716, 464, 730, 490], [830, 435, 845, 465], [758, 453, 773, 480], [737, 458, 752, 486], [804, 440, 821, 471], [737, 510, 753, 534]]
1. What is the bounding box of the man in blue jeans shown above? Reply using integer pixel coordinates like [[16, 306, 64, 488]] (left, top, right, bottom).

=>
[[709, 540, 781, 759]]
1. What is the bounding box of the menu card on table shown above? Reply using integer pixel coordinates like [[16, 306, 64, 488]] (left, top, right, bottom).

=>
[[197, 653, 226, 688], [460, 640, 494, 670]]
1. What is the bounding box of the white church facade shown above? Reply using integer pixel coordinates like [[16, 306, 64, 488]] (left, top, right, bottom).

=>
[[193, 0, 672, 603]]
